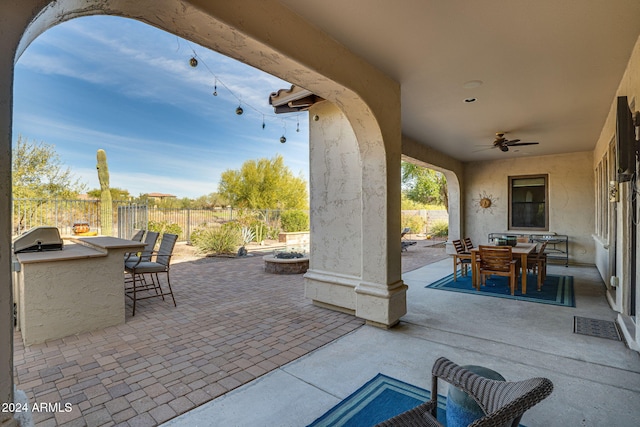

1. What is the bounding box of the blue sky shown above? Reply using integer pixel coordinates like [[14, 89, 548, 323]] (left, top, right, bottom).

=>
[[12, 15, 309, 199]]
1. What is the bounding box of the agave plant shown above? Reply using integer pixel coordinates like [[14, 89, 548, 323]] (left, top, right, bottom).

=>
[[240, 226, 255, 246]]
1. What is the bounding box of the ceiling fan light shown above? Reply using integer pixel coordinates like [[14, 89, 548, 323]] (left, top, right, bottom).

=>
[[500, 145, 509, 152]]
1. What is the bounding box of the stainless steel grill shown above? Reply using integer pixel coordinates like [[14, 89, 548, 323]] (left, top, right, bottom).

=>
[[13, 226, 63, 253]]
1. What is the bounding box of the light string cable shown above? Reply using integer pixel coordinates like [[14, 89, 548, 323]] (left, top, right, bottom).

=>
[[185, 40, 303, 138]]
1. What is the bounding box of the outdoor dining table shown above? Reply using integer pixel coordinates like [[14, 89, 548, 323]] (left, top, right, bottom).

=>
[[470, 243, 537, 294]]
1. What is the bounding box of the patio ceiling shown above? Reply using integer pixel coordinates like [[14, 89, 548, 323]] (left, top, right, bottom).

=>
[[280, 0, 640, 162]]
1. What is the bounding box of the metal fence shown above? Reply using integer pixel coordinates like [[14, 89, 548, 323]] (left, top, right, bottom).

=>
[[144, 207, 282, 242], [12, 199, 284, 242], [12, 198, 442, 242]]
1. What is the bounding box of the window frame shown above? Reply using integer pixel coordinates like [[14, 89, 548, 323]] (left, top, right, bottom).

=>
[[508, 174, 549, 231]]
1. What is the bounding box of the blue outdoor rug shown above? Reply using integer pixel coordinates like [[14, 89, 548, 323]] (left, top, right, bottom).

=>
[[426, 272, 575, 307], [307, 373, 446, 427]]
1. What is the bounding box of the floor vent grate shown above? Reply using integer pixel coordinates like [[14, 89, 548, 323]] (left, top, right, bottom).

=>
[[574, 316, 621, 341]]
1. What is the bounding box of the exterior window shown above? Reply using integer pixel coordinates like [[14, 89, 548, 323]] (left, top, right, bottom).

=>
[[509, 175, 548, 230]]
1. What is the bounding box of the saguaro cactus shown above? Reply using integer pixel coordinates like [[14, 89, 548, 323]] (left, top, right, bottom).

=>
[[97, 149, 112, 236]]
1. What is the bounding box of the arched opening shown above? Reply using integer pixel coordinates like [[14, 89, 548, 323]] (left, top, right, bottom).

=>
[[1, 1, 405, 422], [401, 154, 463, 253]]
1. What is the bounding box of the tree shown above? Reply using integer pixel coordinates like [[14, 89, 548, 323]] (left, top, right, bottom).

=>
[[87, 187, 131, 200], [192, 192, 229, 209], [219, 155, 308, 209], [12, 135, 87, 199], [401, 162, 448, 209]]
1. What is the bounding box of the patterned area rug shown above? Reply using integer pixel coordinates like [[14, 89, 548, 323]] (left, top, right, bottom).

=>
[[574, 316, 622, 341], [307, 374, 445, 427], [426, 272, 575, 307]]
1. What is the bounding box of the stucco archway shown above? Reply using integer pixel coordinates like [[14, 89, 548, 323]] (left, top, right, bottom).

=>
[[401, 134, 466, 254], [1, 0, 405, 418]]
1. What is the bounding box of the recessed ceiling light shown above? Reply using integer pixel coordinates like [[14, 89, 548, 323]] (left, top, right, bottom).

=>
[[463, 80, 483, 89], [464, 97, 477, 103]]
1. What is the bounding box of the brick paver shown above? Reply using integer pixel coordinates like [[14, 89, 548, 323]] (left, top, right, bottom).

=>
[[13, 242, 446, 426]]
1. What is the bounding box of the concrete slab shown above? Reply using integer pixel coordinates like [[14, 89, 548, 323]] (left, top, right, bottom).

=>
[[163, 260, 640, 426], [162, 368, 340, 427]]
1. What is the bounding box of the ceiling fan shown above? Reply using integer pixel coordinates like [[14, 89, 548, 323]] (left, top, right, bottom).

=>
[[492, 132, 539, 152]]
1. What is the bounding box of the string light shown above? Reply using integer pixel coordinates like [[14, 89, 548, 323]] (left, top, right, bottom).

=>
[[183, 39, 304, 143]]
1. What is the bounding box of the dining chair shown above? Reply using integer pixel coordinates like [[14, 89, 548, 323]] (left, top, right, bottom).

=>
[[375, 357, 554, 427], [452, 239, 472, 281], [131, 229, 145, 242], [124, 233, 178, 316], [125, 230, 159, 264], [526, 241, 548, 290], [478, 245, 519, 295], [463, 237, 474, 252]]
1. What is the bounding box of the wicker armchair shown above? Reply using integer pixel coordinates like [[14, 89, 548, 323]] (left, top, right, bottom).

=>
[[375, 357, 553, 427]]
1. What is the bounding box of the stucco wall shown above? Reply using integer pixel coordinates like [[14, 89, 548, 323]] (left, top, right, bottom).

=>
[[464, 151, 595, 265], [590, 35, 640, 349]]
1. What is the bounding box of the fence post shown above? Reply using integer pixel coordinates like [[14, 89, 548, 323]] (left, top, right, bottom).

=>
[[186, 208, 191, 244]]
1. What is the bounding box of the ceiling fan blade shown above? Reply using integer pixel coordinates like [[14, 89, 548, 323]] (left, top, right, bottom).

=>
[[508, 142, 539, 146], [505, 139, 521, 144]]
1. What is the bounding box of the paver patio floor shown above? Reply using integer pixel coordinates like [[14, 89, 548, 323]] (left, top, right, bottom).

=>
[[13, 241, 446, 426]]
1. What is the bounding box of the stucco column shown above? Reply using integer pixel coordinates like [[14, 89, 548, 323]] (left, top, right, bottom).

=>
[[0, 4, 22, 427], [305, 98, 407, 327], [353, 123, 407, 327], [304, 102, 363, 312]]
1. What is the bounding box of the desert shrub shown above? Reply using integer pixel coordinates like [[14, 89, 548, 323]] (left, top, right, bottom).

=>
[[429, 220, 449, 237], [401, 214, 425, 234], [148, 220, 182, 237], [280, 210, 309, 232], [191, 225, 241, 255], [266, 225, 281, 240], [249, 220, 267, 242]]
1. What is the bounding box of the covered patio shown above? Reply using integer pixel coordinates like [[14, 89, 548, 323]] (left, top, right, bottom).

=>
[[163, 258, 640, 426], [3, 1, 640, 426], [11, 243, 640, 426]]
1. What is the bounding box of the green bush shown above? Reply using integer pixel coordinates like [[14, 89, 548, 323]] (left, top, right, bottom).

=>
[[148, 220, 182, 238], [265, 225, 281, 240], [250, 220, 267, 242], [191, 225, 241, 255], [401, 214, 425, 234], [280, 210, 309, 232], [429, 220, 449, 237]]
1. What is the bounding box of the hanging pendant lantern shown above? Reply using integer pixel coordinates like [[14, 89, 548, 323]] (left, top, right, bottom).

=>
[[280, 136, 286, 143], [189, 56, 198, 67], [236, 106, 244, 115]]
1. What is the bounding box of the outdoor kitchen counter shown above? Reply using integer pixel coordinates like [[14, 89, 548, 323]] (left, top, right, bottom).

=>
[[13, 237, 145, 346]]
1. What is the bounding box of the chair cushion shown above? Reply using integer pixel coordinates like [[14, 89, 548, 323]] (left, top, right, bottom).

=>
[[125, 261, 166, 273]]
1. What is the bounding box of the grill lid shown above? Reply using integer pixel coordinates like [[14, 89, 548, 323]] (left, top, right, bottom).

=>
[[13, 226, 63, 254]]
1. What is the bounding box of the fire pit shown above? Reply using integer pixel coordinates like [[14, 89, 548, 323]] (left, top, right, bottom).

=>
[[263, 251, 309, 274]]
